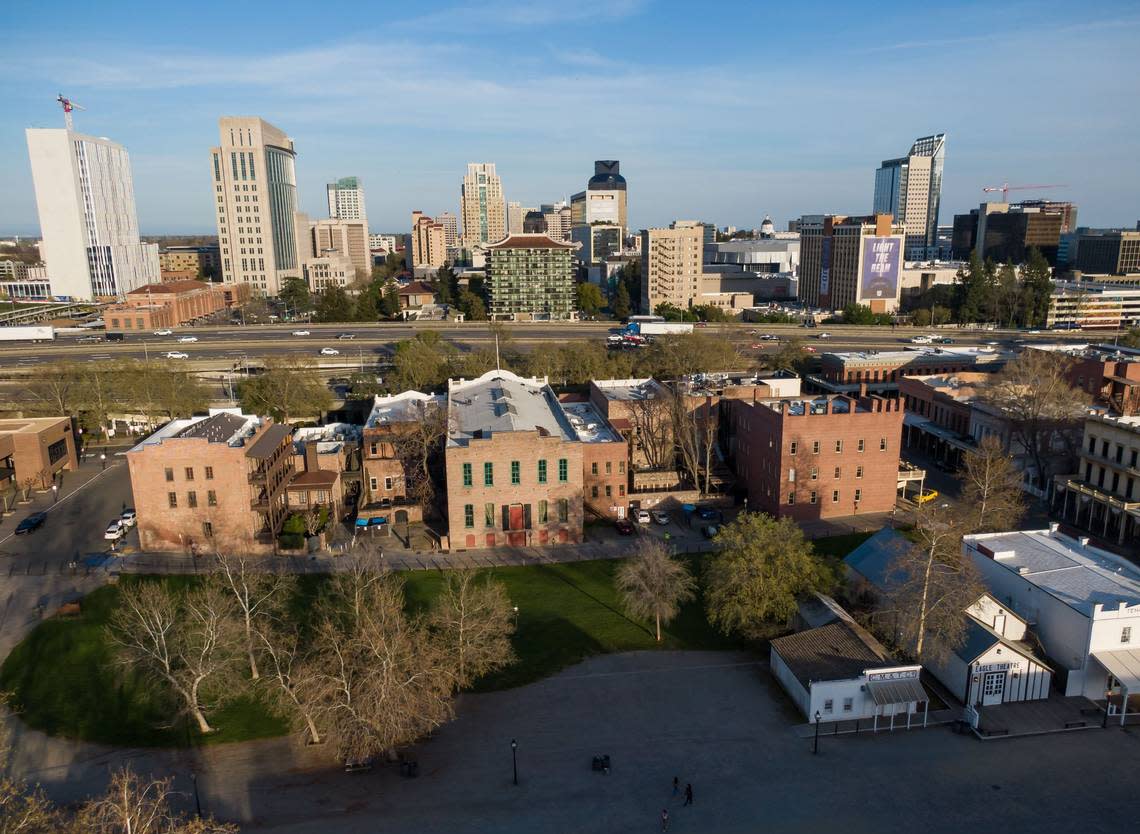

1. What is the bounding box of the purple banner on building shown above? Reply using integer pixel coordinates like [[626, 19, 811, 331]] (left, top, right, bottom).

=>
[[819, 237, 831, 300], [860, 236, 901, 300]]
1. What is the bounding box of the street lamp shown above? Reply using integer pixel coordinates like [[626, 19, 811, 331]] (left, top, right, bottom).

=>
[[51, 484, 58, 504], [512, 606, 519, 629], [100, 452, 107, 471], [813, 711, 821, 754], [511, 738, 518, 786]]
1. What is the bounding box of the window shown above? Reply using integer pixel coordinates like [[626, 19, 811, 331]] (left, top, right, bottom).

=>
[[369, 477, 378, 491], [165, 467, 174, 482], [48, 439, 68, 463], [787, 492, 795, 505], [538, 500, 548, 524], [484, 503, 495, 527], [184, 467, 195, 481], [619, 460, 625, 474], [1088, 436, 1096, 454], [835, 440, 843, 453], [856, 466, 863, 479], [537, 459, 547, 483], [880, 437, 887, 451], [788, 468, 796, 482], [605, 461, 612, 475], [187, 491, 197, 508], [789, 441, 798, 455], [809, 491, 817, 504], [834, 467, 841, 479], [591, 462, 598, 475], [1123, 627, 1133, 644], [203, 521, 213, 538], [592, 486, 599, 498], [558, 499, 568, 523], [464, 504, 474, 528], [370, 442, 379, 456], [484, 462, 494, 486], [205, 466, 214, 480], [605, 485, 612, 497], [843, 697, 853, 712], [207, 490, 217, 507], [812, 441, 820, 454], [857, 439, 865, 452], [619, 485, 625, 496], [168, 492, 177, 508], [511, 461, 520, 485], [1102, 440, 1109, 458], [832, 490, 840, 503], [854, 489, 862, 503], [558, 458, 568, 482], [810, 466, 818, 480], [385, 477, 394, 490], [823, 699, 833, 713], [462, 463, 472, 487]]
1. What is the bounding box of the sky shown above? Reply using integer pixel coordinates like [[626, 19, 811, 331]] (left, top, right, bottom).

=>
[[3, 0, 1139, 236]]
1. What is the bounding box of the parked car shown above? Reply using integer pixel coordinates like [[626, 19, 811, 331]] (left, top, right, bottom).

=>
[[614, 518, 635, 536], [337, 333, 356, 340], [292, 330, 311, 336], [635, 509, 652, 525], [651, 509, 670, 525], [164, 351, 189, 359], [177, 336, 198, 343], [15, 512, 47, 535], [154, 329, 173, 336], [320, 347, 341, 356], [104, 520, 126, 540], [915, 488, 940, 505], [77, 334, 102, 343], [120, 508, 137, 527], [697, 507, 721, 521], [701, 524, 719, 539]]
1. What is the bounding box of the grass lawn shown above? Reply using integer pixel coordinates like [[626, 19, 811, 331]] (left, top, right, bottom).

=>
[[0, 534, 864, 748]]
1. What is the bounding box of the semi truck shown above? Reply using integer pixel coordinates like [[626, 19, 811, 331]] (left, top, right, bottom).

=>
[[0, 325, 55, 342], [622, 321, 694, 336]]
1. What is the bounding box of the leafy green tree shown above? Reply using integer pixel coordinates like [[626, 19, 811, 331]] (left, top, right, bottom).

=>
[[458, 290, 486, 321], [619, 259, 641, 314], [354, 290, 379, 322], [704, 514, 833, 638], [769, 337, 809, 373], [239, 357, 333, 423], [994, 262, 1021, 328], [380, 279, 401, 318], [691, 304, 731, 322], [313, 287, 354, 323], [931, 305, 953, 325], [611, 281, 631, 319], [576, 282, 604, 315], [910, 308, 932, 326], [390, 332, 455, 392], [1121, 327, 1140, 349], [956, 252, 996, 324], [279, 277, 311, 316], [638, 332, 742, 379], [434, 266, 456, 305], [1019, 247, 1054, 328], [654, 302, 685, 321]]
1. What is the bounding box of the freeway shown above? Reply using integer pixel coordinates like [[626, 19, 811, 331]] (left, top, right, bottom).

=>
[[0, 320, 1103, 369]]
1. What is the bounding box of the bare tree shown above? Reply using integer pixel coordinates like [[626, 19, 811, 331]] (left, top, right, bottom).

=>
[[615, 538, 696, 642], [626, 392, 673, 471], [389, 400, 446, 508], [302, 507, 324, 538], [0, 723, 63, 834], [252, 622, 325, 746], [213, 555, 296, 681], [108, 582, 239, 734], [960, 436, 1026, 532], [671, 391, 701, 490], [428, 571, 516, 689], [77, 767, 236, 834], [982, 350, 1090, 490], [23, 361, 82, 418]]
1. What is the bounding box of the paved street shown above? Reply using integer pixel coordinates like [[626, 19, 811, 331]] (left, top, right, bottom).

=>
[[10, 650, 1138, 833]]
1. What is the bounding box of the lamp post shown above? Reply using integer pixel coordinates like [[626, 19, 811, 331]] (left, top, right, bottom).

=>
[[813, 711, 821, 754], [51, 483, 58, 504], [100, 452, 106, 471], [511, 738, 518, 786], [512, 606, 519, 629]]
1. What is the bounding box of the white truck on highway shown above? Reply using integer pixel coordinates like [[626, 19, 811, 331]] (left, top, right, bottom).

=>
[[622, 320, 694, 336], [0, 325, 54, 342]]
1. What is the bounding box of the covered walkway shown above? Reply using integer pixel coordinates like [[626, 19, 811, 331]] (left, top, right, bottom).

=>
[[1094, 647, 1140, 725]]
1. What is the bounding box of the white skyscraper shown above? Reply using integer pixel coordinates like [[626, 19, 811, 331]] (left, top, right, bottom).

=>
[[460, 163, 506, 246], [211, 117, 300, 296], [438, 211, 459, 248], [327, 176, 367, 223], [25, 128, 159, 300], [873, 134, 946, 260]]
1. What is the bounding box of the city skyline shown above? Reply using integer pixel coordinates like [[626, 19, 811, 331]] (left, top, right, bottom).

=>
[[4, 0, 1140, 236]]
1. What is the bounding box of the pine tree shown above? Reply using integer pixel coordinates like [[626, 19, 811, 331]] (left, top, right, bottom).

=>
[[612, 281, 631, 319]]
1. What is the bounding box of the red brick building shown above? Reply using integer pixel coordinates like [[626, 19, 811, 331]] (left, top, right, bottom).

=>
[[0, 416, 78, 494], [105, 280, 249, 331], [815, 347, 1009, 394], [727, 390, 904, 521], [1046, 345, 1140, 416], [359, 391, 441, 526], [560, 398, 630, 519]]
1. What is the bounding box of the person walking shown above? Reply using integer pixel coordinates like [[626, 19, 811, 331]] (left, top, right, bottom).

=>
[[672, 776, 680, 797], [684, 783, 693, 806], [661, 808, 670, 831]]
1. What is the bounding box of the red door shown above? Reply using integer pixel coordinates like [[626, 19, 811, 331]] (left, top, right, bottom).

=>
[[508, 504, 524, 530], [485, 533, 496, 547]]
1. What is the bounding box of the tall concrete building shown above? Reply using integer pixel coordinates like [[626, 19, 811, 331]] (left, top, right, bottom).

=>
[[951, 201, 1071, 266], [25, 128, 159, 299], [571, 161, 627, 264], [438, 211, 459, 249], [326, 176, 367, 223], [640, 221, 707, 312], [506, 201, 529, 235], [410, 211, 448, 270], [460, 163, 506, 247], [295, 213, 370, 286], [543, 202, 572, 242], [210, 117, 300, 296], [873, 134, 945, 260], [486, 234, 575, 320], [799, 215, 906, 312]]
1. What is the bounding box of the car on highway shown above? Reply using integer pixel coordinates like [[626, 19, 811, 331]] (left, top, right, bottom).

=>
[[910, 335, 933, 344], [77, 334, 103, 343], [915, 488, 940, 505], [803, 345, 818, 353], [635, 509, 652, 525], [651, 509, 670, 525], [154, 329, 173, 336], [164, 351, 189, 359], [816, 332, 832, 339], [320, 347, 341, 356], [935, 337, 954, 344], [15, 512, 47, 535], [1027, 329, 1041, 334], [104, 520, 126, 540], [177, 336, 198, 343], [337, 333, 356, 340], [120, 508, 137, 527], [292, 330, 311, 336], [614, 518, 635, 536]]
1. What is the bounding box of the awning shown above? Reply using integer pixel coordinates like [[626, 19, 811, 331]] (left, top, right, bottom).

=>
[[867, 677, 929, 706], [1094, 648, 1140, 690]]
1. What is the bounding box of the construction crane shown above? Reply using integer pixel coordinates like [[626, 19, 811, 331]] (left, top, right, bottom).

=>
[[981, 182, 1068, 202], [56, 94, 85, 131]]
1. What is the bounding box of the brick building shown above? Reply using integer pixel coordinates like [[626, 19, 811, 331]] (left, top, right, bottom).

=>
[[105, 280, 248, 331], [1052, 413, 1140, 547], [813, 347, 1010, 394], [560, 398, 629, 519], [1042, 344, 1140, 416], [127, 410, 294, 554], [359, 391, 442, 526], [0, 416, 78, 494], [445, 370, 585, 548], [726, 390, 905, 521]]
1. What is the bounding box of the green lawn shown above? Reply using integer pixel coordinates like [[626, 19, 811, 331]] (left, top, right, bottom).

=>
[[0, 534, 864, 748]]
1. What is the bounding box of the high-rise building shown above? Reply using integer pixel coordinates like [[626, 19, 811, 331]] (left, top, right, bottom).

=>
[[640, 222, 707, 312], [951, 201, 1071, 266], [294, 213, 370, 287], [210, 117, 300, 296], [506, 201, 527, 235], [571, 161, 628, 264], [460, 163, 506, 247], [542, 202, 572, 242], [798, 215, 906, 312], [410, 211, 448, 270], [438, 211, 459, 249], [25, 128, 159, 299], [326, 176, 367, 223], [873, 133, 945, 260], [486, 234, 575, 320], [1075, 230, 1140, 275]]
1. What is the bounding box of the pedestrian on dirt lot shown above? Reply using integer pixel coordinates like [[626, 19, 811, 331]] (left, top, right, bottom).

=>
[[661, 808, 669, 831], [672, 776, 679, 796], [684, 783, 693, 806]]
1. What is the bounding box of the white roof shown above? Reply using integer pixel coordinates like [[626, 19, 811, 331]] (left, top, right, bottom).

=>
[[966, 529, 1140, 617], [592, 378, 667, 401], [1093, 648, 1140, 690], [447, 369, 575, 447], [561, 402, 622, 443], [128, 408, 258, 453], [366, 391, 443, 428]]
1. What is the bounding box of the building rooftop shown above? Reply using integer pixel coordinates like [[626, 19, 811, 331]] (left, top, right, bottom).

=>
[[560, 402, 623, 443], [592, 378, 668, 402], [771, 619, 891, 685], [397, 280, 436, 296], [966, 529, 1140, 617], [366, 391, 443, 429], [128, 409, 261, 453], [756, 395, 863, 415], [245, 423, 291, 460], [177, 412, 251, 442], [843, 527, 914, 592], [486, 234, 574, 250], [127, 280, 211, 295], [905, 372, 992, 401], [0, 416, 71, 435], [823, 346, 1012, 367], [447, 370, 575, 447], [288, 470, 339, 488]]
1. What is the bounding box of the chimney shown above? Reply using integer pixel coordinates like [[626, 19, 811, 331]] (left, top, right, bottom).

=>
[[303, 442, 319, 472]]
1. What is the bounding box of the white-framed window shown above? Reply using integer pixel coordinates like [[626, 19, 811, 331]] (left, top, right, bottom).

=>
[[787, 492, 796, 505], [857, 439, 865, 452], [790, 441, 798, 455], [1123, 626, 1133, 644], [856, 466, 864, 479], [812, 441, 820, 454], [880, 437, 888, 451], [832, 490, 840, 503], [823, 699, 833, 713], [369, 477, 378, 491], [809, 491, 817, 504], [843, 697, 853, 712], [788, 468, 796, 482], [835, 440, 843, 453], [385, 477, 394, 490]]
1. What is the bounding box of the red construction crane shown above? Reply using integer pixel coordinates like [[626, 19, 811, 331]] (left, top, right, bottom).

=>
[[981, 182, 1068, 201], [56, 94, 85, 131]]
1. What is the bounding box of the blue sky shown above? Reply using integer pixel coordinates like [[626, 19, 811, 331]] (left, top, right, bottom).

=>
[[4, 0, 1139, 235]]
